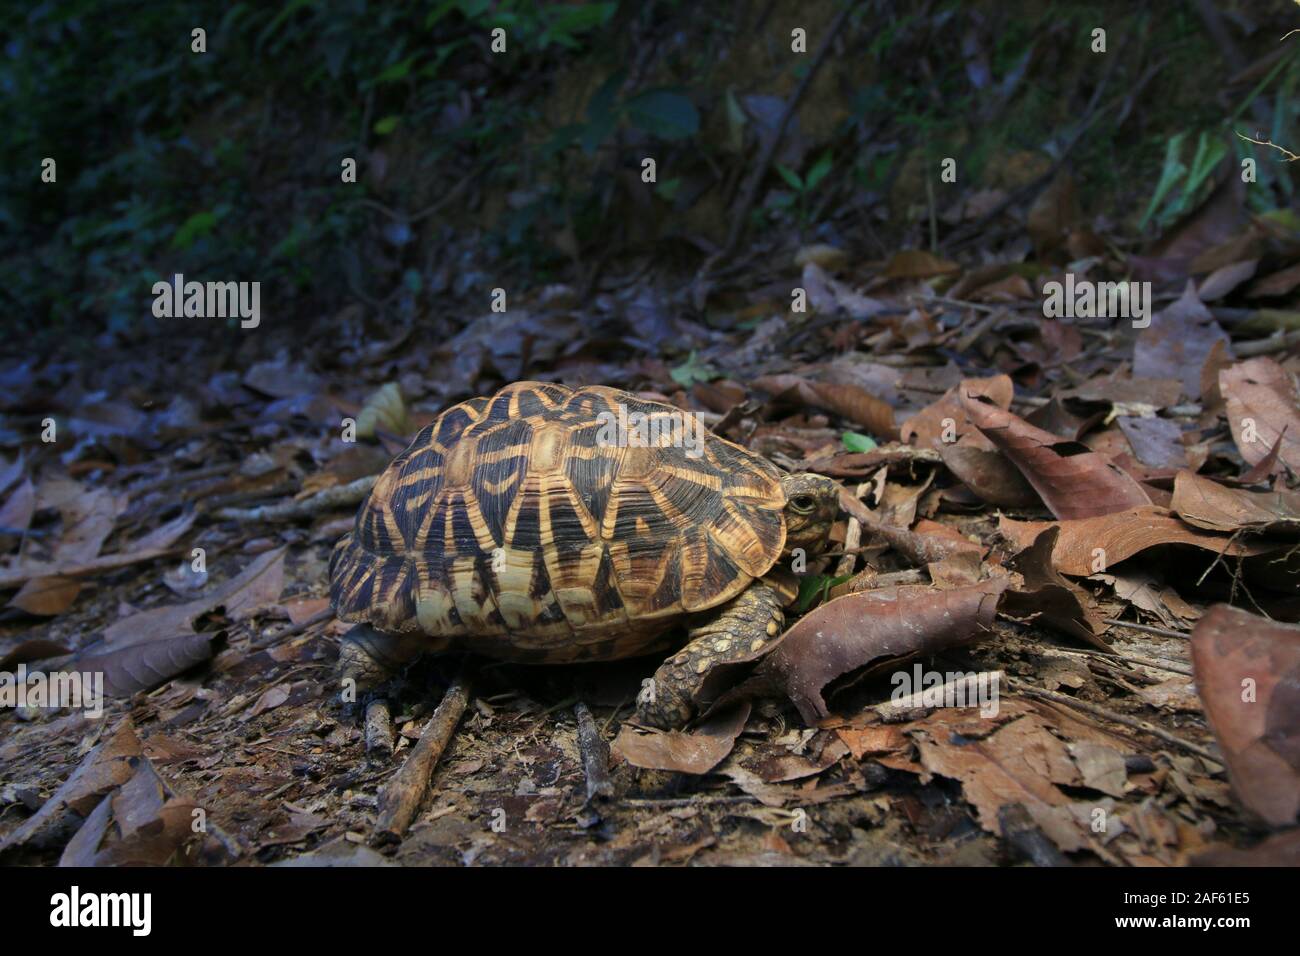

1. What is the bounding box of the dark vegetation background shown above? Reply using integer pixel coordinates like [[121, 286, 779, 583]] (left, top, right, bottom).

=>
[[3, 0, 1300, 870], [4, 0, 1297, 356]]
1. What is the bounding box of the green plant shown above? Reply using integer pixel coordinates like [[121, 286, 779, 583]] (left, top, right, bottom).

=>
[[773, 151, 834, 230]]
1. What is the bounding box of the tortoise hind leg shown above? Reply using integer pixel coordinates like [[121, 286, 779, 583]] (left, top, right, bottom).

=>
[[635, 582, 783, 729], [338, 624, 443, 693]]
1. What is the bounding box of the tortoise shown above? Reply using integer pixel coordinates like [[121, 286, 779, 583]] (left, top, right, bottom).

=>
[[329, 381, 840, 728]]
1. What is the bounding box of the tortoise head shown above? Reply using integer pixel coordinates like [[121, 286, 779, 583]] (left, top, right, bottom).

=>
[[779, 473, 841, 556]]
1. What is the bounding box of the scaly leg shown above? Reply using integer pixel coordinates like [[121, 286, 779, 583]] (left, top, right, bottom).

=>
[[635, 582, 783, 729]]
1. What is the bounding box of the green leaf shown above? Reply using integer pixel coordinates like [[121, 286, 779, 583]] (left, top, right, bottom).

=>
[[795, 573, 855, 613], [371, 55, 415, 85], [171, 210, 219, 250], [625, 89, 699, 140], [1139, 132, 1187, 230], [776, 163, 803, 191], [841, 431, 877, 453], [805, 151, 834, 191], [657, 177, 682, 201], [669, 351, 720, 387], [542, 2, 616, 47], [373, 115, 401, 136]]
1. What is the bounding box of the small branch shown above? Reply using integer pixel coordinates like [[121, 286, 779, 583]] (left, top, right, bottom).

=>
[[214, 474, 377, 523], [704, 2, 854, 275], [573, 702, 614, 805], [1103, 618, 1191, 640], [373, 673, 471, 845], [1235, 132, 1300, 162], [0, 546, 181, 589], [365, 698, 395, 763], [1005, 677, 1219, 764]]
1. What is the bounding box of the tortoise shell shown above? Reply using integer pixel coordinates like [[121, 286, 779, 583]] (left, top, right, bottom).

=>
[[329, 382, 787, 662]]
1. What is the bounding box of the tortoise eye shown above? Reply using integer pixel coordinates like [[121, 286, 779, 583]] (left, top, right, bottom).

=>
[[789, 495, 816, 513]]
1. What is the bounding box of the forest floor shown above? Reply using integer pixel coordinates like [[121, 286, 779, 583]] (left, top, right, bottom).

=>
[[2, 168, 1299, 867]]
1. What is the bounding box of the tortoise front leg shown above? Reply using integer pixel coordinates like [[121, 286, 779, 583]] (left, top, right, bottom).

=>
[[636, 582, 783, 729]]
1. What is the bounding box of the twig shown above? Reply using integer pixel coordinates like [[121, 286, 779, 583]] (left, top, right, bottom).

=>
[[365, 698, 395, 762], [1004, 677, 1219, 763], [1103, 618, 1190, 640], [252, 607, 336, 649], [0, 545, 182, 588], [373, 672, 471, 845], [573, 702, 614, 804], [214, 474, 377, 523], [1038, 643, 1193, 677], [704, 2, 853, 275], [1235, 133, 1299, 163]]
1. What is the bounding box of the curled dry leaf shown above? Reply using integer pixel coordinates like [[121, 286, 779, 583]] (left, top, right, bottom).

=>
[[838, 489, 982, 564], [939, 442, 1041, 509], [961, 392, 1151, 519], [612, 702, 750, 774], [1171, 470, 1300, 537], [75, 632, 219, 697], [1190, 605, 1300, 826], [900, 374, 1013, 451], [1002, 527, 1108, 650], [761, 577, 1010, 724], [998, 507, 1268, 576], [753, 374, 898, 440], [59, 750, 236, 866], [1220, 357, 1300, 474]]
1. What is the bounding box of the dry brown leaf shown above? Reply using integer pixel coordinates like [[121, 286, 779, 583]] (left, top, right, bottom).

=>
[[1220, 357, 1300, 474], [961, 392, 1152, 519], [1003, 527, 1109, 650], [102, 546, 286, 649], [997, 507, 1267, 576], [0, 720, 142, 854], [881, 249, 961, 281], [761, 577, 1009, 723], [1134, 283, 1231, 400], [1190, 605, 1300, 825], [612, 702, 750, 774], [900, 374, 1013, 451], [754, 374, 898, 440], [1171, 470, 1300, 536]]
